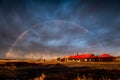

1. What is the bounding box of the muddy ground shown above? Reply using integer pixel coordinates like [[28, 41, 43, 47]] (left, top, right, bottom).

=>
[[0, 60, 120, 80]]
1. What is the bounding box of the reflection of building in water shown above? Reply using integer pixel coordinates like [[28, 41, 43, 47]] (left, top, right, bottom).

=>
[[58, 53, 115, 62]]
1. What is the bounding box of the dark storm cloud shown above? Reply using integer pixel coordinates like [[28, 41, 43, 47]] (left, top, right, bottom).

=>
[[0, 1, 30, 57], [0, 0, 120, 59]]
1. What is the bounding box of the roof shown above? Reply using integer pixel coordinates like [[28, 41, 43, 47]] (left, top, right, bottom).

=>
[[98, 54, 114, 58], [69, 53, 95, 59], [90, 56, 98, 58]]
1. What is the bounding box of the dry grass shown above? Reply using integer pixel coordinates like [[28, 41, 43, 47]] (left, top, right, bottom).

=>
[[0, 59, 120, 80], [34, 73, 46, 80]]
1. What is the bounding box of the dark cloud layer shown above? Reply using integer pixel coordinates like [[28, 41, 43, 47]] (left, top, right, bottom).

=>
[[0, 0, 120, 59]]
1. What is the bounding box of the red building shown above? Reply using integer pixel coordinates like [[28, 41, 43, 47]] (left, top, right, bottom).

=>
[[59, 53, 115, 62], [98, 53, 115, 62], [68, 53, 97, 62]]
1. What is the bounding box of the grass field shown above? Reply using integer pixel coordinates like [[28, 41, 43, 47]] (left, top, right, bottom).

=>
[[0, 59, 120, 80]]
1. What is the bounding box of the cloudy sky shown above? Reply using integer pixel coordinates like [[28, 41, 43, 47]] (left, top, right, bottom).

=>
[[0, 0, 120, 59]]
